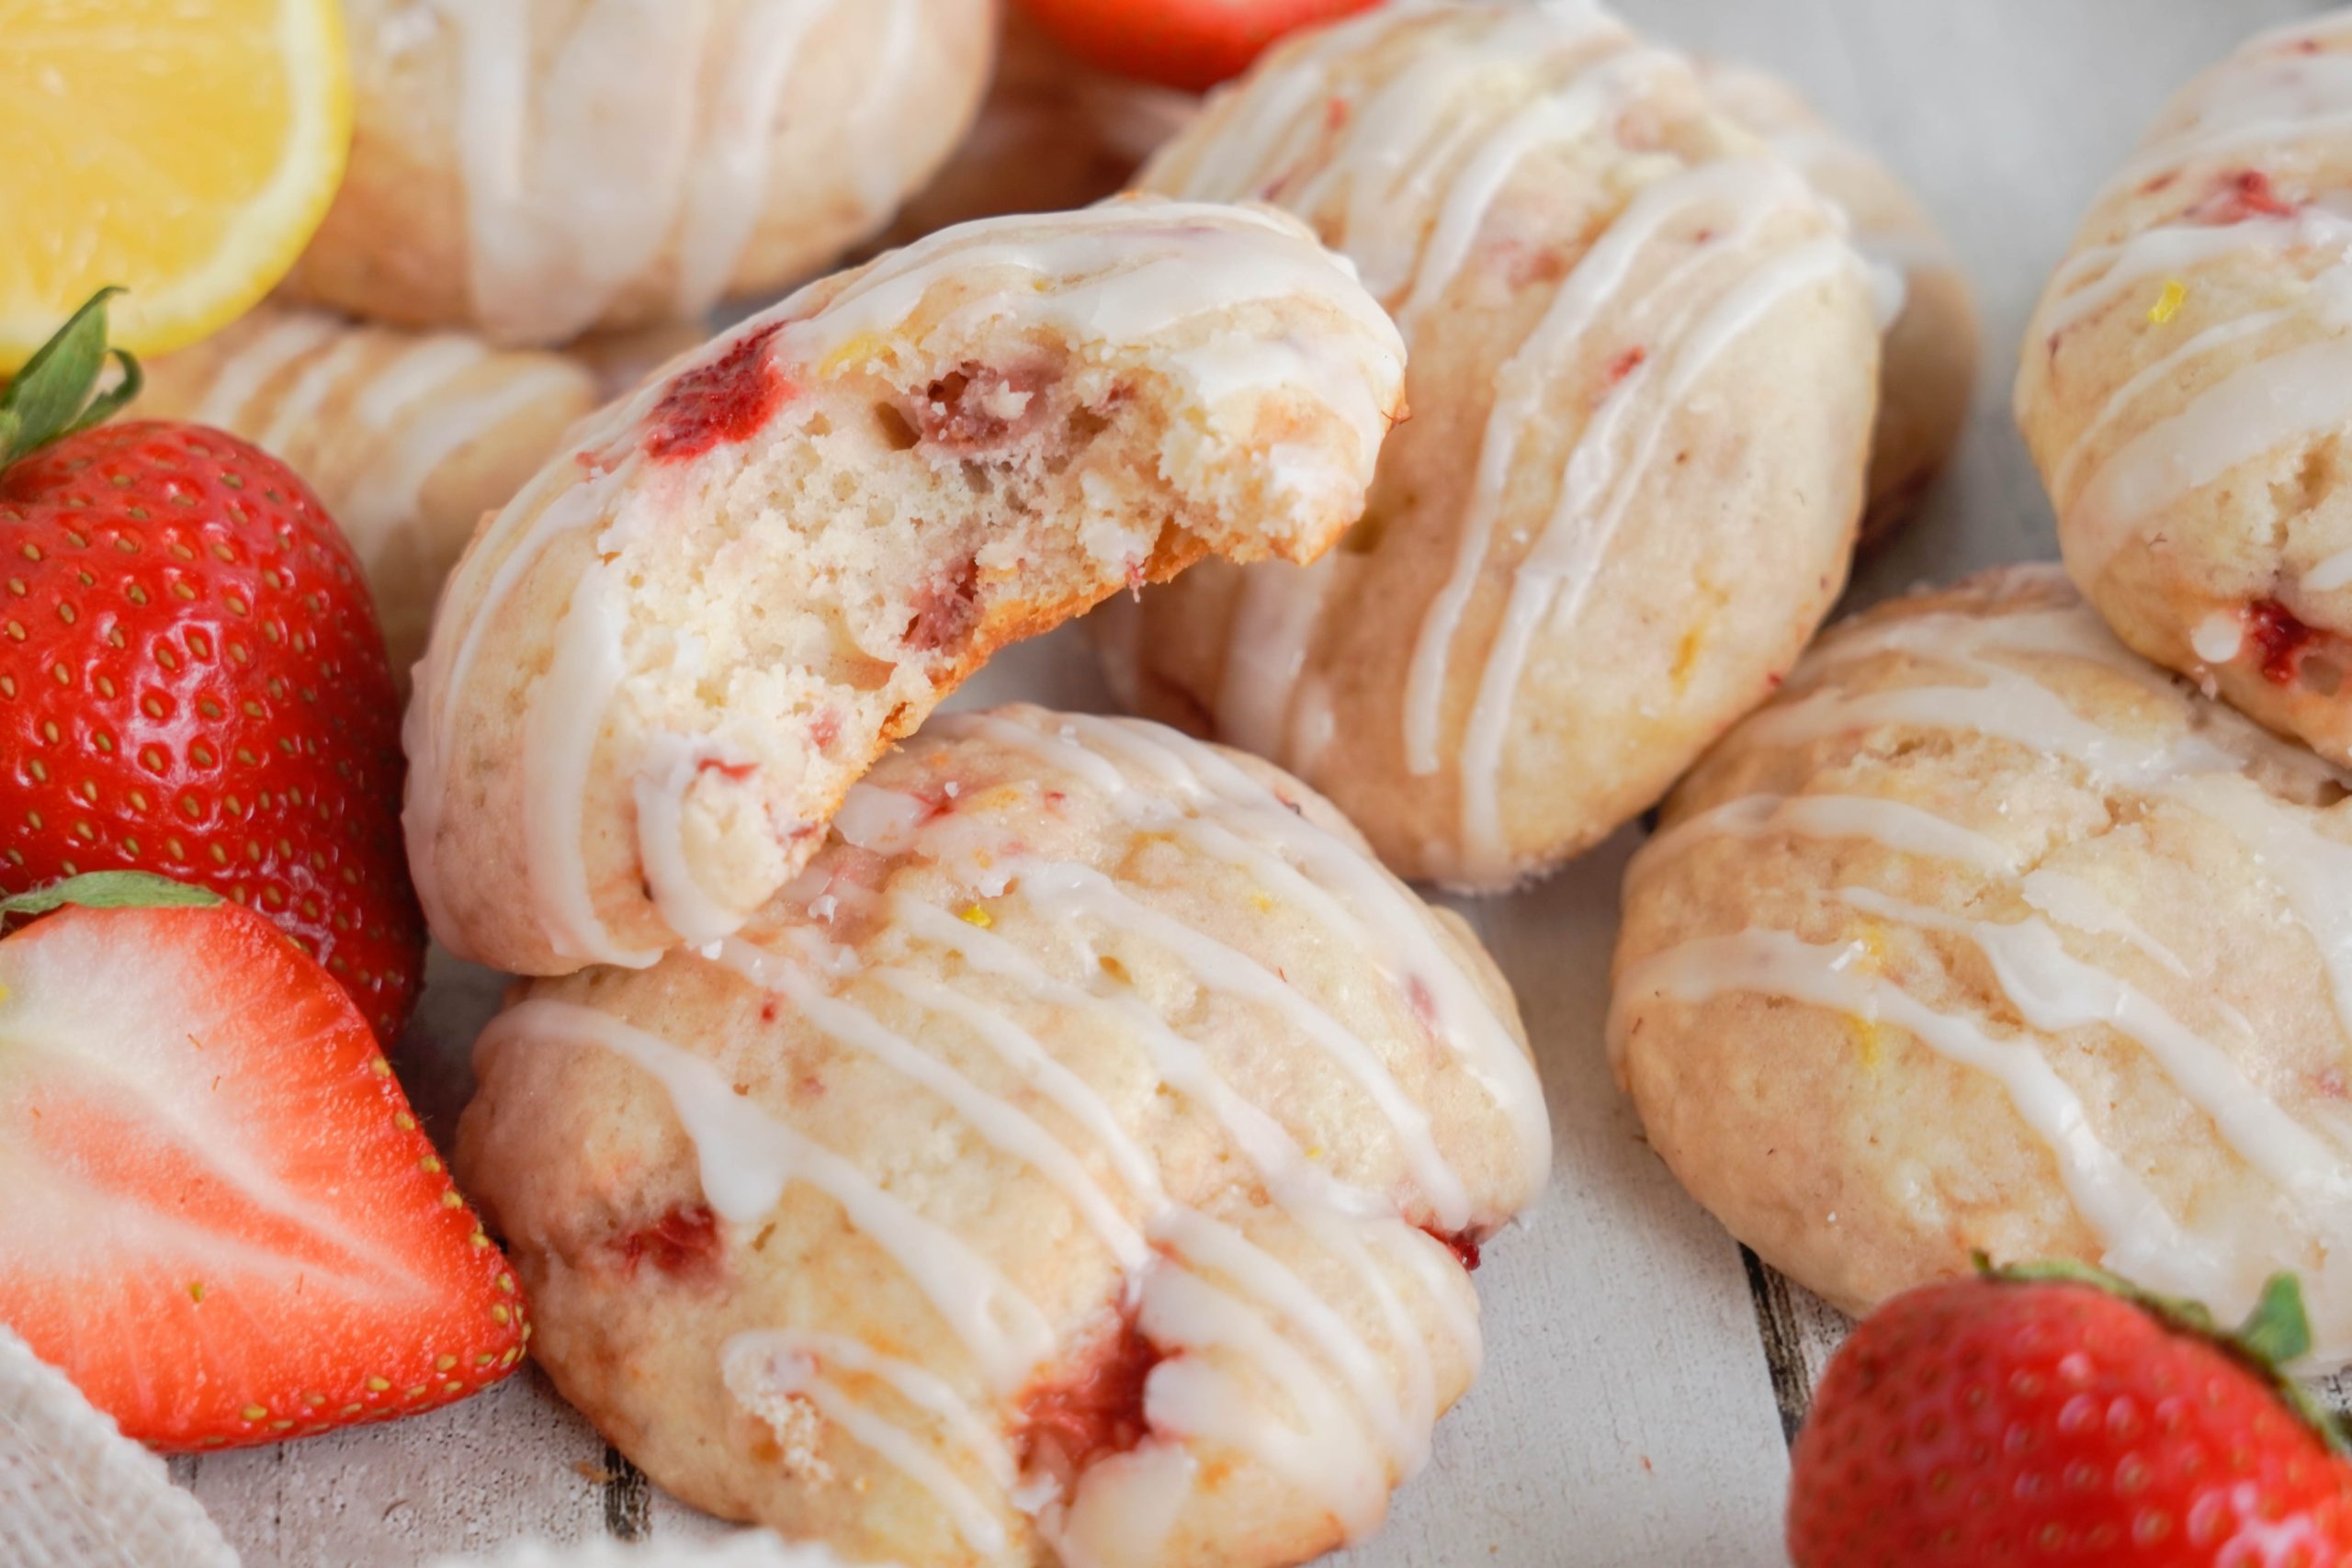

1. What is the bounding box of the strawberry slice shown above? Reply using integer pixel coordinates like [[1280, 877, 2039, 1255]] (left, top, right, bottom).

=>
[[0, 880, 526, 1450]]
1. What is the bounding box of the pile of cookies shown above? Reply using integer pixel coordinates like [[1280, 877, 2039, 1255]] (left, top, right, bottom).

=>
[[381, 1, 1988, 1562], [1614, 10, 2352, 1367], [48, 0, 2352, 1563]]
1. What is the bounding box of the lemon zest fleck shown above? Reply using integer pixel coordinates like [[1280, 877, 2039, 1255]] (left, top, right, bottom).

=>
[[819, 332, 890, 376], [2149, 278, 2188, 325], [960, 904, 993, 929]]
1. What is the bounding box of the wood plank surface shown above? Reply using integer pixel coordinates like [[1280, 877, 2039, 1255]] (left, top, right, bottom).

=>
[[184, 2, 2335, 1563]]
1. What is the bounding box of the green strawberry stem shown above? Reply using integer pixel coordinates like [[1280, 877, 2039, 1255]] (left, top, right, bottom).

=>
[[1977, 1253, 2347, 1457], [0, 871, 220, 924], [0, 288, 142, 471]]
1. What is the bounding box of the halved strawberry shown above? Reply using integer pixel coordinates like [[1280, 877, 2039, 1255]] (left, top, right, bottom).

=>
[[0, 290, 425, 1043], [0, 876, 525, 1450]]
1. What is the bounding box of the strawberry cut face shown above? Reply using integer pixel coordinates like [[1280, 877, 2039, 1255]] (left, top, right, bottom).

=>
[[0, 901, 525, 1450]]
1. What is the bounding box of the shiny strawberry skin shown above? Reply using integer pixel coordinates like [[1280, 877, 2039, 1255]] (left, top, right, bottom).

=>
[[1790, 1277, 2352, 1566], [1013, 0, 1381, 92], [0, 421, 424, 1041]]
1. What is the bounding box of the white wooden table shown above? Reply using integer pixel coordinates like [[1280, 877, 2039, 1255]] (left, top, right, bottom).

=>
[[173, 2, 2342, 1562]]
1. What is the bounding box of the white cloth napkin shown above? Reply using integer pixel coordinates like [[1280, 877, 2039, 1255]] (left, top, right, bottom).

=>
[[0, 1325, 240, 1568]]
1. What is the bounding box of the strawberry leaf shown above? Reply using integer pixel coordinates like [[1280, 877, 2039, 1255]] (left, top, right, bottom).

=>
[[2239, 1273, 2317, 1366], [0, 288, 144, 470], [0, 872, 220, 921]]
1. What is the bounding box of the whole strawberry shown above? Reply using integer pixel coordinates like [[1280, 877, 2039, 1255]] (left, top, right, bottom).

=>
[[1790, 1261, 2352, 1566], [0, 291, 423, 1040]]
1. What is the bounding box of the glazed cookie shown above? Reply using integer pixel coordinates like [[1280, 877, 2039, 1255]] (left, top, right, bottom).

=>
[[458, 705, 1549, 1568], [284, 0, 997, 346], [2019, 12, 2352, 767], [874, 14, 1197, 251], [1611, 564, 2352, 1358], [141, 305, 601, 683], [405, 199, 1408, 977], [433, 1535, 870, 1567], [1701, 62, 1979, 543], [1110, 1, 1880, 888]]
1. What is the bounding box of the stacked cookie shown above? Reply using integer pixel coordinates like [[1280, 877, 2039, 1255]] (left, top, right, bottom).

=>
[[365, 3, 1980, 1564], [1614, 10, 2352, 1360]]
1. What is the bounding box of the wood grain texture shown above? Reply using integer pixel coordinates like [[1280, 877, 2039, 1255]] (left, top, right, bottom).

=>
[[187, 2, 2341, 1563]]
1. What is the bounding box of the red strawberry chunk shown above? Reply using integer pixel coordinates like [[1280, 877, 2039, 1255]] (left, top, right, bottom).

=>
[[0, 901, 525, 1450], [1016, 1310, 1163, 1478], [645, 324, 794, 464]]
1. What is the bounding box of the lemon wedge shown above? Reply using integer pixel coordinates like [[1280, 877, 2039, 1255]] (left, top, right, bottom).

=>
[[0, 0, 352, 369]]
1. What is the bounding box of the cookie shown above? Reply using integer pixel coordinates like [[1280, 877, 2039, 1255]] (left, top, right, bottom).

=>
[[284, 0, 997, 345], [141, 305, 601, 684], [457, 705, 1548, 1567], [873, 14, 1197, 252], [1611, 564, 2352, 1359], [1702, 61, 1979, 544], [2019, 11, 2352, 765], [1107, 1, 1879, 888], [404, 199, 1407, 976]]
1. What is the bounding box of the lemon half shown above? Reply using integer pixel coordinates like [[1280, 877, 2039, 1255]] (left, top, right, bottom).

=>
[[0, 0, 351, 369]]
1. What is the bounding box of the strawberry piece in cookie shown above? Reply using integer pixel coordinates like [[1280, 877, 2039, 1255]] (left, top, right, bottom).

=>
[[645, 323, 796, 464]]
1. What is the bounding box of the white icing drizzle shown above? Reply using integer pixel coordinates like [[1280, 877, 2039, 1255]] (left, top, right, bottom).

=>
[[2310, 547, 2352, 593], [1613, 927, 2219, 1297], [936, 709, 1549, 1193], [1630, 792, 2020, 882], [633, 735, 752, 947], [1450, 228, 1856, 879], [1615, 582, 2352, 1338], [482, 709, 1519, 1551], [254, 334, 371, 456], [2036, 19, 2352, 597], [2018, 869, 2202, 984], [716, 934, 1153, 1271], [1213, 554, 1341, 767], [1408, 155, 1820, 790], [165, 310, 591, 566], [1142, 3, 1863, 877], [667, 2, 834, 317], [721, 1330, 1013, 1557], [1838, 885, 2352, 1208], [2071, 326, 2352, 584], [486, 998, 1057, 1387], [1700, 64, 1949, 333], [2047, 306, 2293, 504], [2112, 22, 2352, 193], [428, 0, 912, 342], [188, 313, 338, 428], [2038, 211, 2349, 338], [405, 201, 1404, 966]]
